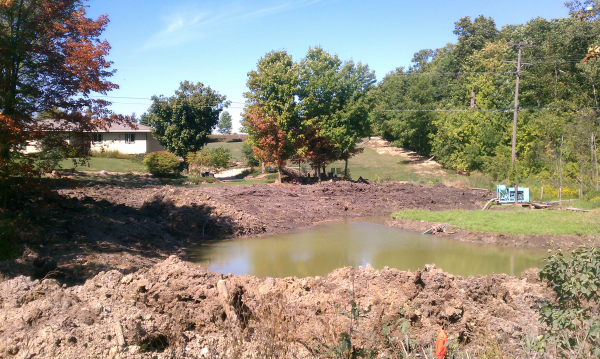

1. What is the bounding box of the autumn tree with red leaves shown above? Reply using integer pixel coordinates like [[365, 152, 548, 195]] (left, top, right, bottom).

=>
[[0, 0, 124, 193], [242, 50, 300, 182]]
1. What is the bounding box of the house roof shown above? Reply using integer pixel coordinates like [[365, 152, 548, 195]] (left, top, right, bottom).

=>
[[35, 119, 152, 133]]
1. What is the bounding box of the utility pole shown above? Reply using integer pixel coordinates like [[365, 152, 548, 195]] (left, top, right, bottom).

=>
[[506, 41, 535, 165], [506, 41, 534, 205]]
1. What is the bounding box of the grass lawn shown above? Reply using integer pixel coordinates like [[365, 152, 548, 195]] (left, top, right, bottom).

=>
[[392, 208, 600, 235], [58, 157, 146, 173], [204, 141, 245, 162]]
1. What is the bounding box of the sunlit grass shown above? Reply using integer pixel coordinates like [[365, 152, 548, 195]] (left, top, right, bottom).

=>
[[58, 157, 146, 173], [392, 208, 600, 235]]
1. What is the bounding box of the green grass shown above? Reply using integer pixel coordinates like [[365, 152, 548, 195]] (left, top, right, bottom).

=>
[[204, 140, 245, 162], [392, 208, 600, 235], [58, 157, 147, 173]]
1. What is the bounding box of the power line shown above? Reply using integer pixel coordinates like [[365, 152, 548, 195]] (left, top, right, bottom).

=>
[[88, 95, 246, 104], [381, 106, 600, 113]]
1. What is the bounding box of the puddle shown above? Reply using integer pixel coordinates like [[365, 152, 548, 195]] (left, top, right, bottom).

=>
[[189, 218, 547, 278]]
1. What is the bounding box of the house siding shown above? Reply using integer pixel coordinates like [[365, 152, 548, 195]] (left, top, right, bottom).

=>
[[24, 132, 165, 155]]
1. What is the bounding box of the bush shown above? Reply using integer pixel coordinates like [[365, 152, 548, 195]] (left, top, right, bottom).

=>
[[143, 151, 180, 176], [186, 147, 232, 174], [242, 142, 259, 166], [91, 149, 145, 163], [535, 246, 600, 357]]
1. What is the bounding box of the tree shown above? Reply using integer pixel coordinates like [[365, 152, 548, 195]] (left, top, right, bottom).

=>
[[0, 0, 123, 214], [298, 47, 376, 178], [217, 111, 233, 139], [243, 50, 299, 182], [147, 81, 229, 158], [139, 112, 151, 126]]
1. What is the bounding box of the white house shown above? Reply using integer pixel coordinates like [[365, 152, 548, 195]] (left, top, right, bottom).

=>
[[25, 120, 165, 155]]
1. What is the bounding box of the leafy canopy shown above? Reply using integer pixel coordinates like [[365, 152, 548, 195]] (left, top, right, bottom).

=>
[[147, 81, 229, 158], [0, 0, 124, 180]]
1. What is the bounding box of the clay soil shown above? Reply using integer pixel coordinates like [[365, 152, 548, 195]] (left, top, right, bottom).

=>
[[0, 182, 564, 358]]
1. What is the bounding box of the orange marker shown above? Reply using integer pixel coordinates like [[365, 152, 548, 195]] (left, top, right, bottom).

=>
[[435, 329, 447, 359]]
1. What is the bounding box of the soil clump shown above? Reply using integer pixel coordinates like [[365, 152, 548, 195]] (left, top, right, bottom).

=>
[[0, 256, 552, 358]]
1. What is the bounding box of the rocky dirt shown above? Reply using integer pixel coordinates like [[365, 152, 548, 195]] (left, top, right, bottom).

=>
[[1, 181, 568, 358], [0, 256, 553, 359]]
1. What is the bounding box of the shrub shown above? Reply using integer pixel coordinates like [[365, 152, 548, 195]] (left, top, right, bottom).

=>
[[143, 151, 180, 176], [242, 142, 259, 166], [535, 246, 600, 357], [207, 147, 231, 170], [186, 147, 232, 174]]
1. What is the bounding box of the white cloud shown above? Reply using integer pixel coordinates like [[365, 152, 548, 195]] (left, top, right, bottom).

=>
[[141, 0, 325, 51]]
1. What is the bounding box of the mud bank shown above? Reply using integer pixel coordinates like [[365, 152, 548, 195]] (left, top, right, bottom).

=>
[[0, 256, 552, 359], [387, 218, 598, 249], [1, 182, 489, 284]]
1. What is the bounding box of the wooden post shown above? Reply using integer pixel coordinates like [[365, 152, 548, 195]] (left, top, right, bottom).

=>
[[540, 186, 544, 201], [507, 41, 534, 166]]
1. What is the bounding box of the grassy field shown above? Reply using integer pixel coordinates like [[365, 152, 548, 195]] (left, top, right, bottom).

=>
[[392, 208, 600, 235], [58, 157, 146, 173], [204, 140, 245, 162]]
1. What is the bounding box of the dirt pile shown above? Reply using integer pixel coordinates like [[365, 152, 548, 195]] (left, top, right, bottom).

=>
[[0, 256, 552, 358]]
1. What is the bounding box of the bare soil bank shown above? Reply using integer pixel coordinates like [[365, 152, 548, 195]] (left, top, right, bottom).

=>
[[1, 182, 489, 284], [1, 182, 563, 358], [387, 218, 599, 249], [0, 256, 551, 358]]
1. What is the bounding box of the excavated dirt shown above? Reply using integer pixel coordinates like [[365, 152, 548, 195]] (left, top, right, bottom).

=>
[[0, 256, 553, 358], [0, 182, 567, 358], [0, 182, 490, 285]]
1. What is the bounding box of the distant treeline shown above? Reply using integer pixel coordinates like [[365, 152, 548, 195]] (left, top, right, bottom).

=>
[[368, 4, 600, 192]]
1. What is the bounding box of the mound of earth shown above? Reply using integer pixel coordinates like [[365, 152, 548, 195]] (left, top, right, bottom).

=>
[[0, 256, 552, 358]]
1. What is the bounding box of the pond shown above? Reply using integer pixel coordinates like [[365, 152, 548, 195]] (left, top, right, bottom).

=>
[[189, 218, 548, 278]]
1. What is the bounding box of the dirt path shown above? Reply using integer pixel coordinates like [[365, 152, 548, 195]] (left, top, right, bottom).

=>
[[363, 137, 447, 176], [213, 167, 250, 180]]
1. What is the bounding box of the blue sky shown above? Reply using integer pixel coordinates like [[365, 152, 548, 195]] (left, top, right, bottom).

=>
[[86, 0, 569, 132]]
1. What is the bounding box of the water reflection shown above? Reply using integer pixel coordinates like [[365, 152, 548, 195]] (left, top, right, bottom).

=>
[[189, 219, 547, 278]]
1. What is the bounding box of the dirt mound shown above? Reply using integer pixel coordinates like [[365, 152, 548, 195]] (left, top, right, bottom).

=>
[[0, 256, 552, 358]]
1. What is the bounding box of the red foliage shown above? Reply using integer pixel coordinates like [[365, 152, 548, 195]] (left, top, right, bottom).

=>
[[244, 105, 288, 171], [0, 0, 127, 179]]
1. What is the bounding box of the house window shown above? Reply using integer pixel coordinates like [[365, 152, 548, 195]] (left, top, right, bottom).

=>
[[125, 133, 135, 143], [92, 133, 103, 143]]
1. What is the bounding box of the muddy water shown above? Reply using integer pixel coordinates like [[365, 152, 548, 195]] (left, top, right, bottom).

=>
[[190, 218, 547, 278]]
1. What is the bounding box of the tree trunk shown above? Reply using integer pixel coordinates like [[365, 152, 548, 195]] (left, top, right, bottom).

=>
[[277, 168, 282, 183], [344, 158, 349, 179], [470, 87, 476, 108], [317, 163, 321, 183], [261, 161, 265, 174]]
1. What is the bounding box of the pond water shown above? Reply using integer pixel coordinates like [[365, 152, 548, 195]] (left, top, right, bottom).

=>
[[189, 218, 548, 278]]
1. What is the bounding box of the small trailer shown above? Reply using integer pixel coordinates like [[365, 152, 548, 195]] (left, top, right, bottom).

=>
[[497, 185, 530, 203]]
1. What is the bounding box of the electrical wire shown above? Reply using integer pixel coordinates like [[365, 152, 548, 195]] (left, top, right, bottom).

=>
[[381, 106, 600, 113]]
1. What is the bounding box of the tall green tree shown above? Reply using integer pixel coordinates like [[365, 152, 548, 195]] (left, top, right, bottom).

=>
[[217, 111, 233, 138], [243, 50, 299, 182], [298, 47, 376, 177], [147, 81, 229, 158]]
